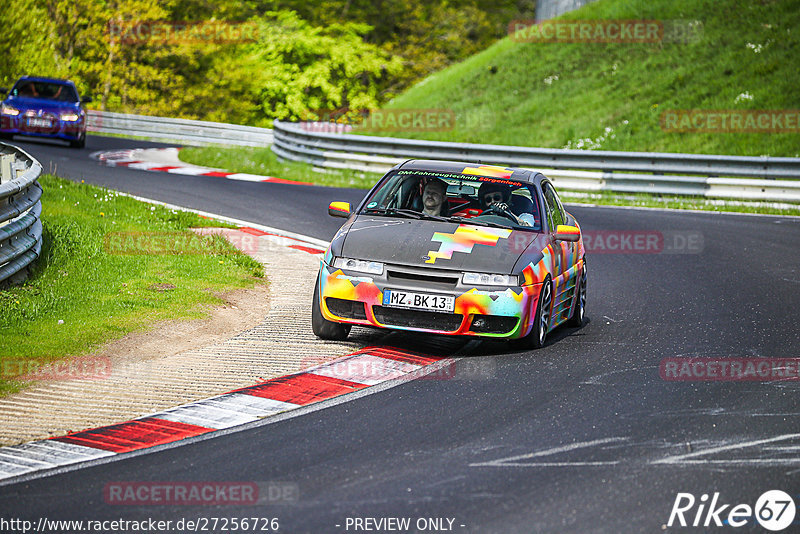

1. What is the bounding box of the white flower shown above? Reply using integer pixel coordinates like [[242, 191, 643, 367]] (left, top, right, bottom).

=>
[[543, 74, 559, 85], [734, 91, 754, 103], [746, 42, 763, 53]]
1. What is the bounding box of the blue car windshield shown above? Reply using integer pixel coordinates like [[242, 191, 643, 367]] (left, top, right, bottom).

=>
[[361, 170, 542, 231], [11, 82, 78, 102]]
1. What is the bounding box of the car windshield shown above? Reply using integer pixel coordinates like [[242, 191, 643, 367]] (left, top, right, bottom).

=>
[[11, 81, 78, 102], [360, 169, 542, 231]]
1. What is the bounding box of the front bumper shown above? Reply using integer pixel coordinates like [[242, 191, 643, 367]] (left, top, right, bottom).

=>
[[1, 116, 85, 141], [317, 261, 541, 339]]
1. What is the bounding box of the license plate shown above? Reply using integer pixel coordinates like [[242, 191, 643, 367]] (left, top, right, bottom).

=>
[[382, 289, 455, 312], [27, 118, 52, 128]]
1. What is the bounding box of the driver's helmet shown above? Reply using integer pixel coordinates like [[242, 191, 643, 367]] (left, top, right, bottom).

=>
[[478, 182, 510, 209]]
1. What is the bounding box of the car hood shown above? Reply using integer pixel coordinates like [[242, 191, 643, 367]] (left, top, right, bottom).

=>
[[5, 96, 80, 112], [339, 216, 547, 274]]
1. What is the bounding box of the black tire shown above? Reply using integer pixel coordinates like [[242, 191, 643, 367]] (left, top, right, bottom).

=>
[[516, 277, 552, 350], [70, 133, 86, 148], [0, 132, 12, 141], [566, 261, 587, 328], [312, 275, 351, 341]]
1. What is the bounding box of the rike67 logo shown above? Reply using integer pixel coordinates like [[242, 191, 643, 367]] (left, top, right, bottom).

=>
[[667, 490, 796, 531]]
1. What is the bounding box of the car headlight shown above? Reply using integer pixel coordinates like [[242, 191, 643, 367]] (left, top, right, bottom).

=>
[[1, 105, 19, 116], [332, 257, 384, 275], [462, 272, 520, 286], [60, 112, 80, 121]]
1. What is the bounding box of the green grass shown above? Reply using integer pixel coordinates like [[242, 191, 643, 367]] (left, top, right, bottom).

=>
[[360, 0, 800, 157], [179, 145, 375, 189], [0, 175, 264, 397]]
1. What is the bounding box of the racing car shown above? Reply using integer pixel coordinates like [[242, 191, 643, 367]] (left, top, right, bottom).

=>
[[312, 160, 587, 349], [0, 76, 91, 148]]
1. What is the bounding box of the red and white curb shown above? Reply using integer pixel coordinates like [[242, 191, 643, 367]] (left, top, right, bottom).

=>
[[0, 347, 448, 482], [90, 147, 312, 185]]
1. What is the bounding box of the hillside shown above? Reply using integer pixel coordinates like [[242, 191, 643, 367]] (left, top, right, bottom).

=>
[[362, 0, 800, 157]]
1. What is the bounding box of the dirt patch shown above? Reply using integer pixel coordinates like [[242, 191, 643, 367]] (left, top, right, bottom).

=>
[[97, 283, 270, 367]]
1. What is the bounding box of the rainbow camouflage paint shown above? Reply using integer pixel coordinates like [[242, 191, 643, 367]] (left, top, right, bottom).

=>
[[313, 159, 587, 348]]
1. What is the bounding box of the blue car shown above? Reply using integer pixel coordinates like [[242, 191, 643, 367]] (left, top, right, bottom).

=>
[[0, 76, 91, 148]]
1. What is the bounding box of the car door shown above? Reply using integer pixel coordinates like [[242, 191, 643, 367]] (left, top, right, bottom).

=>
[[541, 181, 578, 322]]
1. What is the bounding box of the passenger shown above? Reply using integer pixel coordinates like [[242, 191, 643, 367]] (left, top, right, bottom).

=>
[[509, 192, 538, 228], [19, 83, 38, 97], [478, 182, 510, 210]]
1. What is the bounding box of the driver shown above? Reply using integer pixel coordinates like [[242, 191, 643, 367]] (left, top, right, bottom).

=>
[[421, 178, 447, 216]]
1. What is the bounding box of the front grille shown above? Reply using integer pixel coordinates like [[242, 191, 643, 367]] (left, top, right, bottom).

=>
[[373, 305, 462, 331], [386, 269, 459, 290], [326, 297, 367, 320], [470, 314, 518, 334]]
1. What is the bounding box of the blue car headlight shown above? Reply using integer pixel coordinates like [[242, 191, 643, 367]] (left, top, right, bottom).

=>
[[1, 105, 20, 116], [60, 112, 80, 122]]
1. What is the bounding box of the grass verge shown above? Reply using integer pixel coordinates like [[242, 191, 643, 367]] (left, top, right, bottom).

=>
[[179, 145, 375, 189], [0, 175, 264, 397]]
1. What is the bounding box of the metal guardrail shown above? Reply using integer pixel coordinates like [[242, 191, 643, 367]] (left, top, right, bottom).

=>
[[87, 111, 273, 147], [0, 143, 43, 286], [272, 120, 800, 202]]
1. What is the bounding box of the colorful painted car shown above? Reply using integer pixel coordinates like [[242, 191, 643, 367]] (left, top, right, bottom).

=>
[[0, 76, 91, 148], [312, 160, 587, 349]]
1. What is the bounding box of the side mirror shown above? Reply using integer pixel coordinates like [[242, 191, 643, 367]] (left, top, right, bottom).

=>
[[328, 201, 351, 218], [81, 96, 93, 104], [555, 224, 580, 242]]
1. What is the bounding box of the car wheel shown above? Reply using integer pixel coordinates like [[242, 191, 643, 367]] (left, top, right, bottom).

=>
[[312, 275, 351, 341], [0, 132, 12, 141], [566, 261, 587, 328], [70, 133, 86, 149], [517, 278, 552, 350]]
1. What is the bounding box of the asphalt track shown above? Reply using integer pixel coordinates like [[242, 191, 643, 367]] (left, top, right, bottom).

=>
[[2, 135, 800, 533]]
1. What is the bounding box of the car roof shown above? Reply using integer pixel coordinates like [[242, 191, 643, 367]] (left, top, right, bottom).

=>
[[396, 159, 541, 185], [16, 76, 76, 86]]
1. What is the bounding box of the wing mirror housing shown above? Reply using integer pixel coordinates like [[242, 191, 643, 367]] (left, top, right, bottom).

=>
[[555, 224, 580, 242], [328, 201, 351, 218]]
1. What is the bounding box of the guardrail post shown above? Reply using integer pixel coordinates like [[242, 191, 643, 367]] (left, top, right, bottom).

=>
[[1, 154, 12, 185]]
